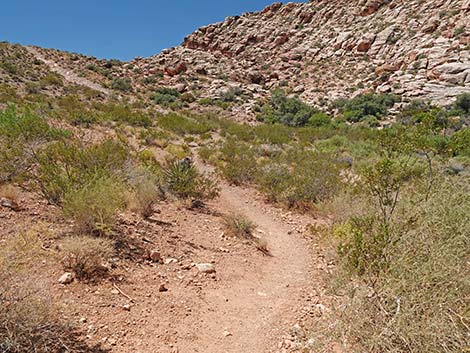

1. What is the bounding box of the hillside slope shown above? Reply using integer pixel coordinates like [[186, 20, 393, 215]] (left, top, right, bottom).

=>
[[2, 0, 470, 120]]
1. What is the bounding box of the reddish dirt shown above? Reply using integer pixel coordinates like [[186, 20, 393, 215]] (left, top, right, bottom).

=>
[[1, 161, 330, 353]]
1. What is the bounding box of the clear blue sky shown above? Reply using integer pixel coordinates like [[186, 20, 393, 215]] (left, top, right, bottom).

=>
[[1, 1, 305, 61]]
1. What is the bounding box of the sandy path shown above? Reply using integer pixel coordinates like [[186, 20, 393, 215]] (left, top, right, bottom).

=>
[[180, 160, 317, 353], [25, 46, 110, 95]]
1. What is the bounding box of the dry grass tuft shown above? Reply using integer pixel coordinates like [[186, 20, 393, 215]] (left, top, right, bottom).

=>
[[0, 184, 19, 201], [0, 231, 105, 352], [61, 235, 114, 280], [223, 213, 270, 254]]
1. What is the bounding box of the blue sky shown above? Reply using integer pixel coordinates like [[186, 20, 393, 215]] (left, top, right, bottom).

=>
[[1, 1, 305, 61]]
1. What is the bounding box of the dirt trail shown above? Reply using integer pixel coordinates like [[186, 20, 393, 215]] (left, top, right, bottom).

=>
[[180, 160, 319, 353], [25, 46, 110, 95]]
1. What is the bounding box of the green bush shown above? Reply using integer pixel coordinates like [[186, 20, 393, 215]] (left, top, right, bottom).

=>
[[111, 77, 132, 92], [62, 176, 126, 233], [98, 103, 152, 127], [252, 124, 292, 145], [450, 127, 470, 156], [257, 89, 323, 127], [154, 87, 181, 107], [158, 113, 213, 135], [39, 72, 63, 87], [36, 139, 129, 204], [0, 107, 68, 182], [257, 150, 341, 209], [454, 92, 470, 114], [335, 93, 399, 122], [308, 112, 332, 127], [217, 140, 258, 184]]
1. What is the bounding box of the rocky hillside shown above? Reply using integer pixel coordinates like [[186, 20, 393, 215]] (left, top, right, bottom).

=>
[[3, 0, 470, 120], [148, 0, 470, 106]]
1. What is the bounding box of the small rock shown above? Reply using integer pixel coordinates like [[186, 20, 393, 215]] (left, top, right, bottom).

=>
[[79, 317, 87, 324], [148, 250, 162, 263], [0, 197, 20, 211], [107, 338, 117, 346], [223, 330, 233, 337], [196, 263, 216, 274], [158, 283, 168, 292], [122, 304, 131, 311], [58, 272, 74, 285], [292, 323, 304, 337]]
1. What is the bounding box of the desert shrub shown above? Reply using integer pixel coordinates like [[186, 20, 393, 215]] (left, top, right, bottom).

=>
[[453, 92, 470, 114], [180, 92, 196, 103], [219, 120, 255, 142], [335, 93, 399, 122], [98, 103, 152, 127], [450, 127, 470, 156], [111, 77, 132, 92], [0, 107, 68, 182], [308, 112, 332, 127], [0, 183, 19, 202], [223, 213, 255, 239], [334, 215, 390, 275], [329, 179, 470, 352], [154, 87, 181, 107], [163, 160, 219, 201], [62, 176, 126, 233], [257, 150, 342, 209], [126, 166, 163, 217], [61, 236, 114, 280], [217, 140, 258, 184], [0, 60, 17, 74], [257, 89, 322, 127], [158, 112, 213, 135], [252, 124, 292, 145], [39, 72, 63, 87], [36, 139, 129, 204], [0, 84, 18, 104], [0, 277, 101, 353], [165, 143, 190, 160], [199, 97, 231, 110], [220, 87, 245, 102]]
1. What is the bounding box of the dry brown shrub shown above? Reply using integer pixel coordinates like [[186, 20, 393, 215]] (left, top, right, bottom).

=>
[[61, 235, 114, 280]]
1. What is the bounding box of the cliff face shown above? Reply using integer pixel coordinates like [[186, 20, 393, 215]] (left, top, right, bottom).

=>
[[150, 0, 469, 106]]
